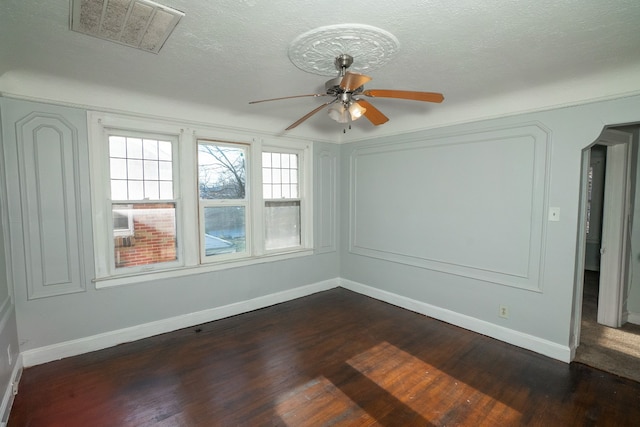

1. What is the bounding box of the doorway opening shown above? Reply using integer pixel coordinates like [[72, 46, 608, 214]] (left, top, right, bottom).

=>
[[572, 125, 640, 382]]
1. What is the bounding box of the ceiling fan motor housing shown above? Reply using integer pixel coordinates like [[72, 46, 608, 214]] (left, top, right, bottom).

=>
[[334, 54, 354, 72]]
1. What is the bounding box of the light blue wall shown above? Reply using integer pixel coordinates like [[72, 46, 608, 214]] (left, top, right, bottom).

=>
[[340, 95, 640, 353], [2, 92, 640, 367], [0, 97, 339, 358], [0, 102, 20, 419]]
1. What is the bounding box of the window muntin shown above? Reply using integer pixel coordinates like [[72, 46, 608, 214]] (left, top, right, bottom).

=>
[[263, 151, 302, 251], [109, 136, 173, 200], [108, 134, 178, 271], [198, 141, 249, 261], [262, 152, 298, 199]]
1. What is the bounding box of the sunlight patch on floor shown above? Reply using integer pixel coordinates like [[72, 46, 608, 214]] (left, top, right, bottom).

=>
[[593, 328, 640, 357], [275, 376, 380, 426], [347, 341, 521, 425]]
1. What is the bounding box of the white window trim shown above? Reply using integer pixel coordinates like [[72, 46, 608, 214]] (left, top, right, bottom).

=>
[[261, 145, 309, 254], [87, 112, 313, 288], [197, 139, 251, 263], [88, 113, 184, 279]]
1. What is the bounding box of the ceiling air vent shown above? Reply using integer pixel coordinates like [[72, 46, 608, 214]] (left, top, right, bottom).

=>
[[70, 0, 184, 53]]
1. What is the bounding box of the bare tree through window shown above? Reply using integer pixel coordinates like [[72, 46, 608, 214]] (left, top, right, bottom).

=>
[[198, 144, 246, 199]]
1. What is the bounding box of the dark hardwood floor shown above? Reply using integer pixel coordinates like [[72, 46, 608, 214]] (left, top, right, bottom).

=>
[[9, 288, 640, 426]]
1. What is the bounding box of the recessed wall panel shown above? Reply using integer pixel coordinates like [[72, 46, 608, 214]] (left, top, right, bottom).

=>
[[316, 150, 337, 253], [349, 124, 549, 290], [17, 114, 86, 298]]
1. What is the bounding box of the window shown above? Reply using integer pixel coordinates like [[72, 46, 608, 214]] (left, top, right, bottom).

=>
[[108, 134, 178, 270], [198, 141, 249, 261], [89, 112, 313, 286], [263, 151, 301, 251], [112, 204, 134, 237]]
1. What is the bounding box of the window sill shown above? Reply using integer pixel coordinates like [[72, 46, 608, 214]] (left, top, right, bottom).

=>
[[94, 249, 314, 289]]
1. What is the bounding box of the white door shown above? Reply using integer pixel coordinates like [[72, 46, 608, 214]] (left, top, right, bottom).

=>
[[597, 130, 633, 328]]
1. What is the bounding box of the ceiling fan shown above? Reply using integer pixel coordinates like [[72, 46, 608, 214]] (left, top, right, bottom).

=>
[[249, 54, 444, 131]]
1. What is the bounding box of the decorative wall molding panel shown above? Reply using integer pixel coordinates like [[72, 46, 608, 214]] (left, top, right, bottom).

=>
[[349, 124, 550, 291], [0, 296, 10, 332], [316, 150, 337, 253], [15, 113, 88, 299]]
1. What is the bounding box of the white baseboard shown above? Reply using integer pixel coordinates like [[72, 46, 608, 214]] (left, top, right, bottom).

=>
[[340, 278, 572, 363], [1, 354, 22, 426], [628, 312, 640, 325], [19, 276, 574, 368], [21, 278, 339, 367]]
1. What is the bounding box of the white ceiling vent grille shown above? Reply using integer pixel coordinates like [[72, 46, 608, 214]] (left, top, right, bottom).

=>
[[70, 0, 184, 53]]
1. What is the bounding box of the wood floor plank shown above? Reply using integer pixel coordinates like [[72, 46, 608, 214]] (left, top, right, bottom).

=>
[[8, 289, 640, 426]]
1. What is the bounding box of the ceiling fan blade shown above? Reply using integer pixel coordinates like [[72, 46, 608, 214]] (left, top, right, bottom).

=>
[[285, 100, 336, 130], [355, 99, 389, 126], [362, 89, 444, 103], [340, 72, 372, 91], [249, 93, 328, 104]]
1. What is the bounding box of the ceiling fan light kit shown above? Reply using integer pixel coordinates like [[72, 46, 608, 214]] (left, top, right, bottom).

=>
[[250, 25, 444, 131]]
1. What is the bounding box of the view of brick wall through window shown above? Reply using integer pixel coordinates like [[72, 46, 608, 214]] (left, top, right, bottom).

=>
[[114, 203, 177, 268]]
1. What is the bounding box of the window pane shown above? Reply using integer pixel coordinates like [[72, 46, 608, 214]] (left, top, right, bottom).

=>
[[128, 181, 144, 199], [144, 181, 159, 199], [265, 201, 300, 250], [159, 181, 173, 199], [158, 140, 172, 161], [113, 203, 177, 269], [263, 184, 272, 199], [109, 136, 127, 158], [262, 152, 271, 167], [203, 206, 246, 256], [198, 143, 246, 200], [111, 180, 128, 200], [159, 160, 172, 180], [127, 159, 143, 180], [128, 138, 143, 159], [262, 168, 271, 184], [143, 139, 158, 160], [144, 160, 159, 180], [110, 158, 127, 179]]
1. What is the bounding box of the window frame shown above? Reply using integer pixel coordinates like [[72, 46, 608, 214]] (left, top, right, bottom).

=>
[[197, 139, 251, 263], [261, 146, 306, 253], [88, 112, 313, 288], [89, 117, 183, 279]]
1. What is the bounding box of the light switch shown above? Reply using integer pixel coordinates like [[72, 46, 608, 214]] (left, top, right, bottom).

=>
[[548, 207, 560, 222]]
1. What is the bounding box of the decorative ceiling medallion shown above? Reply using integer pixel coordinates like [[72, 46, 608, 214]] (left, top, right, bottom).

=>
[[288, 24, 400, 76]]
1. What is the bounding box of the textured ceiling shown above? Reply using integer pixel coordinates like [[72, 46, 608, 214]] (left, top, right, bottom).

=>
[[2, 0, 640, 142]]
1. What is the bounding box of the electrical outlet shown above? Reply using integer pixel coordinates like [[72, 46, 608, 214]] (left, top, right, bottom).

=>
[[499, 305, 509, 319], [6, 344, 11, 365]]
